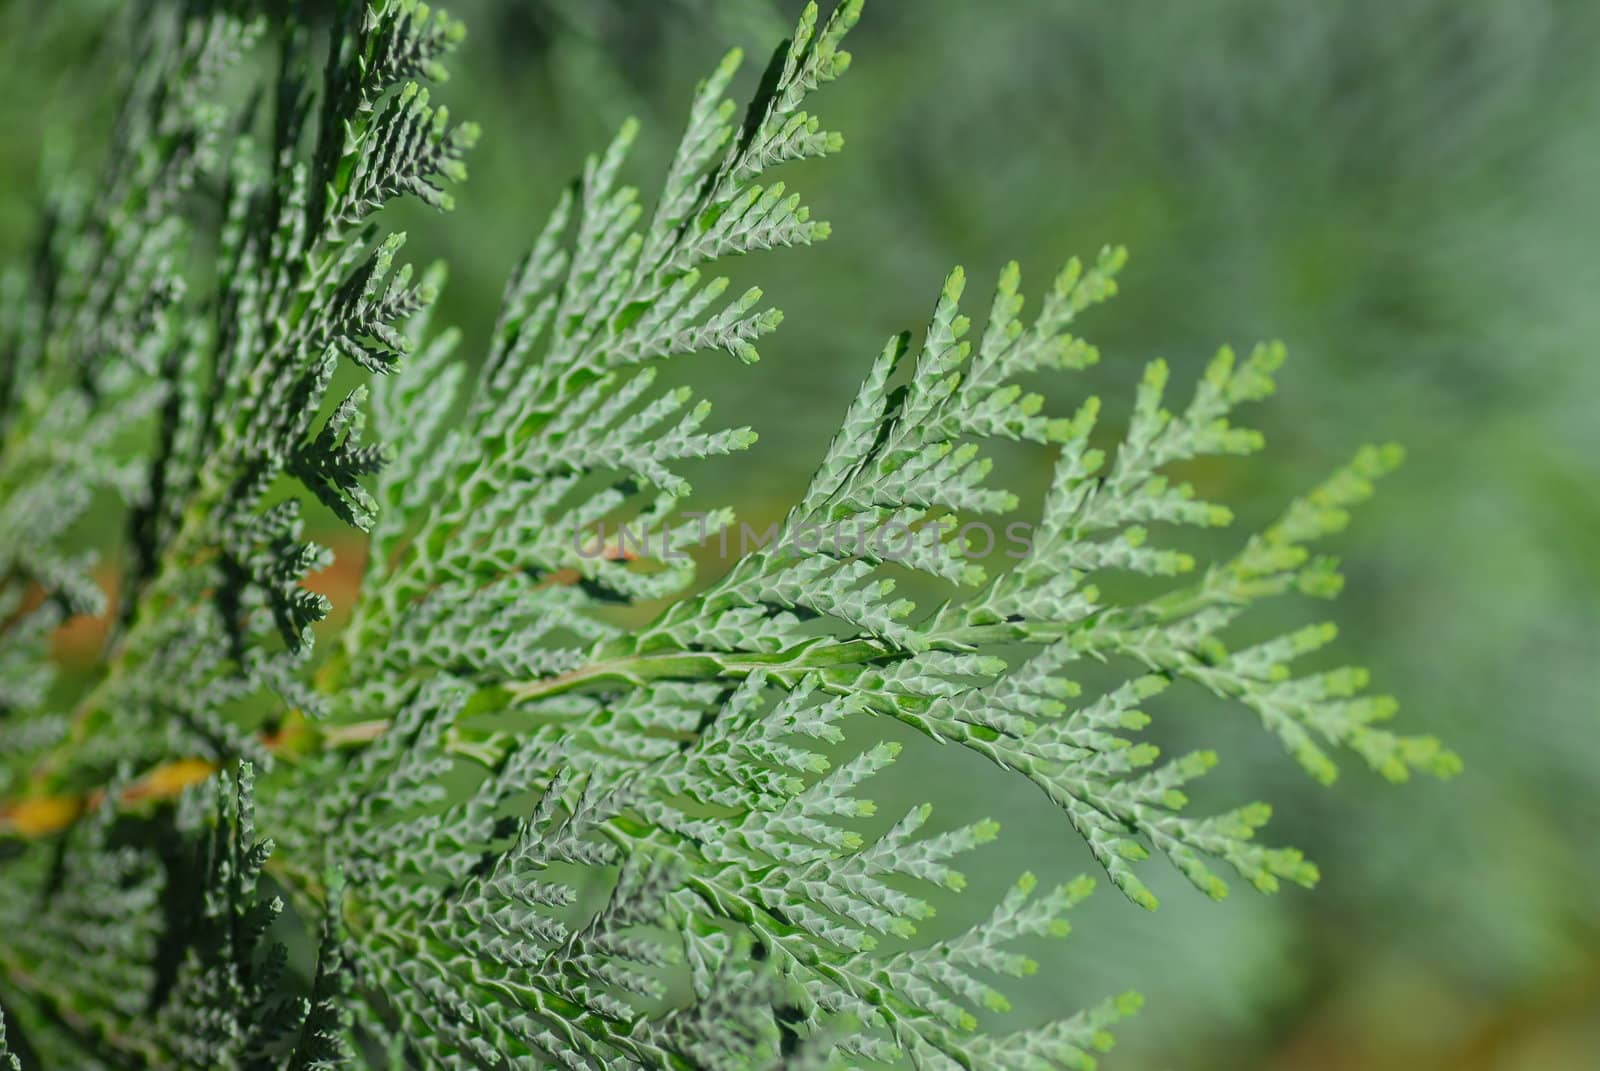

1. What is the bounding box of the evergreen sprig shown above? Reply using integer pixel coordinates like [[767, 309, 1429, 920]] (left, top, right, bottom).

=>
[[0, 2, 1455, 1068]]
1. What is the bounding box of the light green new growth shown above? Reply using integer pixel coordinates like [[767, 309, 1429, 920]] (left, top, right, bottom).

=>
[[0, 1, 1456, 1068]]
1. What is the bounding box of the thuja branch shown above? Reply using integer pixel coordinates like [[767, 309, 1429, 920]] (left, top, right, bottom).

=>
[[0, 2, 1460, 1067]]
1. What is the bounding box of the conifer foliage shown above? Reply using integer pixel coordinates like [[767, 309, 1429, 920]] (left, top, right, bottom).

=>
[[0, 1, 1456, 1067]]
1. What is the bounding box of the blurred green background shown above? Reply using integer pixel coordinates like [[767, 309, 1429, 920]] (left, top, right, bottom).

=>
[[3, 1, 1597, 1067]]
